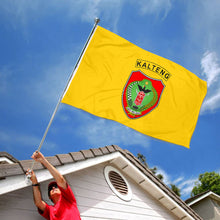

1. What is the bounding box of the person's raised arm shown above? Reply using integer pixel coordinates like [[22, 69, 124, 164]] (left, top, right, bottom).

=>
[[31, 151, 67, 189], [26, 169, 46, 212]]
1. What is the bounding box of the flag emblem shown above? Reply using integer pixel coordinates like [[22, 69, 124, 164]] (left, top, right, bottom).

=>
[[122, 70, 165, 119]]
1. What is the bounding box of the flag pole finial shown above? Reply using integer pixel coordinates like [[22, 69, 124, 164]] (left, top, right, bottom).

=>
[[94, 17, 100, 25]]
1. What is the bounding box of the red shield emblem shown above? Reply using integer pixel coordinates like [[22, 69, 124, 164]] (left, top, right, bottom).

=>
[[122, 71, 165, 119]]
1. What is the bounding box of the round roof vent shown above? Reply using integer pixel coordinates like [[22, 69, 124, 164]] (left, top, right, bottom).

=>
[[104, 166, 132, 201]]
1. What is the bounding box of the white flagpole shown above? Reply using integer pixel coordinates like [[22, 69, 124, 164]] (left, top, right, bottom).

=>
[[26, 18, 100, 180]]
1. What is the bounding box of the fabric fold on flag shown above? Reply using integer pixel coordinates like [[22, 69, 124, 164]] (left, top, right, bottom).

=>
[[62, 26, 207, 148]]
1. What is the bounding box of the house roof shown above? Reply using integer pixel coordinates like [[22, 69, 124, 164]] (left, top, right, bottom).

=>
[[0, 151, 19, 164], [0, 145, 202, 220], [185, 190, 220, 206]]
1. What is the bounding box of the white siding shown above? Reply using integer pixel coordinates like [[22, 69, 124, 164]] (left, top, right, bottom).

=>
[[191, 198, 220, 220], [0, 186, 43, 220], [0, 162, 179, 220], [66, 162, 178, 220]]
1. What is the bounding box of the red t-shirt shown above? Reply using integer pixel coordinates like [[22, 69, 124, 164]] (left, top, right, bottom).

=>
[[39, 184, 81, 220]]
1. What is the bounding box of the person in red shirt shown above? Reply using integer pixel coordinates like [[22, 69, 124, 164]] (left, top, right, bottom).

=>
[[26, 151, 81, 220]]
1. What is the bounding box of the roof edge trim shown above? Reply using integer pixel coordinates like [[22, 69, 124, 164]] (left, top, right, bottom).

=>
[[188, 191, 220, 206], [0, 152, 121, 195], [116, 154, 196, 220]]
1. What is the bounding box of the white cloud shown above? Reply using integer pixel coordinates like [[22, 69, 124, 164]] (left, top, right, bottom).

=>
[[0, 0, 172, 31], [135, 0, 172, 19], [202, 90, 220, 113], [0, 0, 123, 29], [77, 0, 123, 24], [154, 167, 171, 185], [173, 176, 184, 185], [184, 1, 220, 114], [153, 167, 220, 199], [81, 118, 151, 147], [186, 1, 220, 48], [177, 169, 220, 198], [178, 178, 197, 197], [153, 167, 198, 198], [60, 109, 151, 148], [0, 0, 34, 27], [200, 51, 220, 113], [0, 130, 57, 150], [201, 51, 220, 87], [31, 55, 73, 104]]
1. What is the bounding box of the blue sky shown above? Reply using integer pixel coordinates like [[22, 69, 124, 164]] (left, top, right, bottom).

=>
[[0, 0, 220, 200]]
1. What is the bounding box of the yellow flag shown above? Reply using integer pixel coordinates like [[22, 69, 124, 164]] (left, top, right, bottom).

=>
[[62, 26, 207, 148]]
